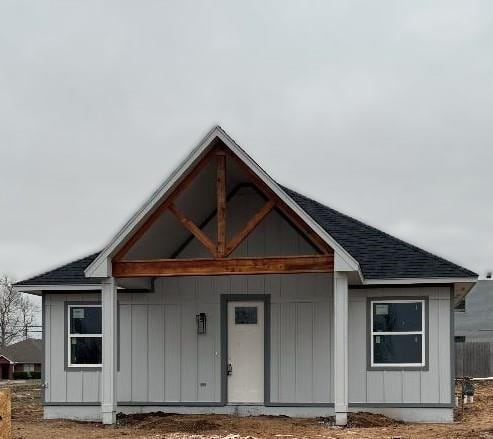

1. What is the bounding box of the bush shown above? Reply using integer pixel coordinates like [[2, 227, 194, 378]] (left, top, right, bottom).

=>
[[13, 371, 41, 380]]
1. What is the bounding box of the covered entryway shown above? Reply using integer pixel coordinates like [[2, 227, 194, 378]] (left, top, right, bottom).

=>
[[85, 128, 351, 426]]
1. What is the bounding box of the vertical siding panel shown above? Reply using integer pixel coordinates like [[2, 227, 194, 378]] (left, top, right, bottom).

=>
[[180, 303, 198, 402], [117, 304, 132, 402], [279, 302, 296, 402], [131, 305, 148, 401], [348, 298, 367, 403], [402, 371, 421, 403], [270, 303, 280, 402], [197, 303, 217, 402], [421, 298, 439, 403], [438, 294, 451, 403], [264, 211, 281, 256], [367, 371, 384, 402], [313, 301, 330, 403], [295, 303, 314, 402], [44, 299, 51, 402], [66, 372, 83, 402], [50, 299, 66, 402], [383, 371, 403, 403], [148, 305, 165, 402], [82, 371, 100, 402], [164, 304, 181, 401]]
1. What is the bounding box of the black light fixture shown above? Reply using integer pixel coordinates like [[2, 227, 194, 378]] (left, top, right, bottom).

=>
[[196, 313, 207, 335]]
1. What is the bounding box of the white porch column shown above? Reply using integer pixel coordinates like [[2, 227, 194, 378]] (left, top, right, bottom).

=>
[[333, 271, 349, 426], [101, 277, 118, 424]]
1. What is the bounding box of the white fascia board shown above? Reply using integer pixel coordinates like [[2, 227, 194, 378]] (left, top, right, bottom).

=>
[[13, 284, 104, 296], [85, 126, 360, 279], [214, 128, 360, 274], [85, 126, 220, 278], [362, 276, 478, 285]]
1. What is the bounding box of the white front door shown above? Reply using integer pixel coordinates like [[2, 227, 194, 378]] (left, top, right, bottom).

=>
[[227, 301, 264, 403]]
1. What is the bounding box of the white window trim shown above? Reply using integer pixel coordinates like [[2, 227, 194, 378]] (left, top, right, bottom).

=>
[[370, 299, 426, 368], [67, 304, 102, 368]]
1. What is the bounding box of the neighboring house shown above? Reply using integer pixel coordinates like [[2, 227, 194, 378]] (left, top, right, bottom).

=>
[[455, 280, 493, 342], [14, 127, 477, 425], [0, 338, 42, 379]]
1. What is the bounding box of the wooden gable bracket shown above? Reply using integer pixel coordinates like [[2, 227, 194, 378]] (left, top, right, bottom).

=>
[[112, 142, 334, 276]]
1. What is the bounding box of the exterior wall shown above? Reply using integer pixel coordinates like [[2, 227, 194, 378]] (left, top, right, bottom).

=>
[[348, 286, 453, 406], [455, 280, 493, 342], [44, 273, 333, 405], [44, 292, 102, 404]]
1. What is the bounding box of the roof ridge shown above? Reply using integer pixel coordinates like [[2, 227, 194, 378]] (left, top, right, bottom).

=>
[[280, 185, 477, 277], [14, 251, 101, 286]]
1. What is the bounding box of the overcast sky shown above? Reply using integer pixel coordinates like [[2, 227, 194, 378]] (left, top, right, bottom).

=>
[[1, 0, 492, 283]]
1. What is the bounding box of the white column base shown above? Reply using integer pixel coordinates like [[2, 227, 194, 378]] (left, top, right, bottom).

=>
[[102, 410, 116, 425], [335, 411, 348, 426]]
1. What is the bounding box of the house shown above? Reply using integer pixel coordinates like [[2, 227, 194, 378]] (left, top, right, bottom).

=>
[[14, 126, 477, 425], [0, 338, 42, 379], [455, 279, 493, 343], [454, 280, 493, 377]]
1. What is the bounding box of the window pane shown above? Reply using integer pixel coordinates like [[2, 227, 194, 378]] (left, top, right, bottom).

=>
[[70, 337, 102, 365], [373, 302, 422, 332], [373, 334, 422, 364], [70, 307, 101, 334], [235, 307, 258, 324]]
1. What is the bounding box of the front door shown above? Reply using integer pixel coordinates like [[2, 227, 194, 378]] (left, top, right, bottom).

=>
[[227, 301, 264, 403]]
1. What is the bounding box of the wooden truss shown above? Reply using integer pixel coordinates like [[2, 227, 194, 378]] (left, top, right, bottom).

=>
[[113, 144, 333, 277]]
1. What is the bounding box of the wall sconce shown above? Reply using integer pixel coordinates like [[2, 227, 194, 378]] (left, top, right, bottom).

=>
[[196, 313, 207, 335]]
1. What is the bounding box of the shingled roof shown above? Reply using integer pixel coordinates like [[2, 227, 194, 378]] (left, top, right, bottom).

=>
[[0, 338, 42, 364], [282, 186, 476, 280], [14, 187, 476, 288], [15, 252, 101, 287]]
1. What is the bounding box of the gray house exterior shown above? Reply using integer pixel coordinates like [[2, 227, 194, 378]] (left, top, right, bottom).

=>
[[455, 280, 493, 342], [15, 127, 477, 425]]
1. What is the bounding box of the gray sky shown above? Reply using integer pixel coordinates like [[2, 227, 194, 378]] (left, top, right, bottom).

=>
[[1, 0, 492, 282]]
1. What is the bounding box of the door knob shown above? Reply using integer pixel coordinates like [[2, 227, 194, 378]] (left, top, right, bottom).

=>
[[227, 363, 233, 376]]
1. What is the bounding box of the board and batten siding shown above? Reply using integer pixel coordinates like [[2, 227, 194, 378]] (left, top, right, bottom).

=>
[[348, 286, 452, 405], [44, 274, 333, 405], [44, 292, 102, 404]]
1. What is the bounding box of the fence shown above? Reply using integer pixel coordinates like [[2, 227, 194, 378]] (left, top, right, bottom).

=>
[[455, 342, 493, 378], [0, 388, 11, 439]]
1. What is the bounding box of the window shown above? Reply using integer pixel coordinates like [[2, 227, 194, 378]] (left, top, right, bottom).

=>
[[24, 364, 34, 372], [68, 305, 102, 367], [370, 299, 425, 368], [235, 306, 258, 324]]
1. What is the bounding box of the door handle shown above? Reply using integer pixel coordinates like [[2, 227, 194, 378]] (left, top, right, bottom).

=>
[[227, 363, 233, 376]]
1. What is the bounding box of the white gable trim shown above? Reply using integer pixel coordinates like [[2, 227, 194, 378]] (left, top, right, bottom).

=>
[[85, 126, 360, 278]]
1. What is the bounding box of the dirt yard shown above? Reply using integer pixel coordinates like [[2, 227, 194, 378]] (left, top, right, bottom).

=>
[[6, 380, 493, 438]]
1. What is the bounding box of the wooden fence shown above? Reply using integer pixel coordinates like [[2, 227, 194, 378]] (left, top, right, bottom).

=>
[[455, 342, 493, 378], [0, 388, 11, 439]]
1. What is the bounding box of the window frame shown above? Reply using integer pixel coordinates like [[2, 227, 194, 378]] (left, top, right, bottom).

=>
[[67, 304, 102, 368], [369, 298, 427, 369]]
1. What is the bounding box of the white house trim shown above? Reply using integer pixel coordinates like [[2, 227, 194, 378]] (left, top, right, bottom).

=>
[[84, 126, 360, 279], [363, 277, 477, 285]]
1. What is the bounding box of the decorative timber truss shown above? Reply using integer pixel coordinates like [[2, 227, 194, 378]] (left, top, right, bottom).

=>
[[112, 142, 334, 277]]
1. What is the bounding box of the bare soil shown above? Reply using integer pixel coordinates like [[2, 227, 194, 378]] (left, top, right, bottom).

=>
[[7, 380, 493, 438]]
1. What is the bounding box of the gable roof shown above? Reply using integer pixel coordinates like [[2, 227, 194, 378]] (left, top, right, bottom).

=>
[[84, 126, 360, 278], [15, 185, 476, 288], [0, 338, 42, 364], [14, 126, 477, 289]]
